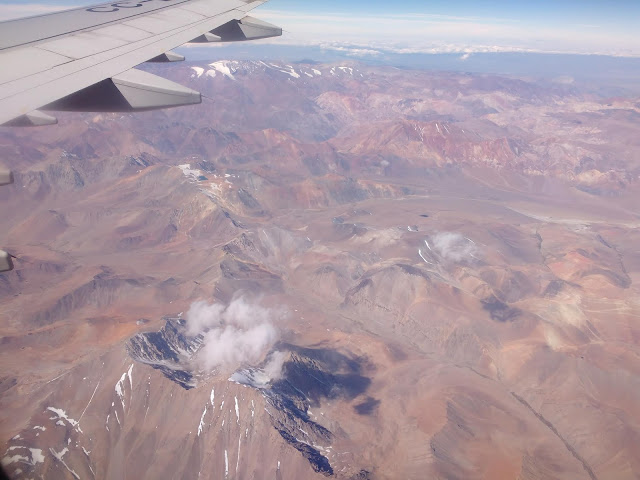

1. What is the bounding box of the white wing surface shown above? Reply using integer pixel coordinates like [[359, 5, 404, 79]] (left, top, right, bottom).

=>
[[0, 0, 280, 126]]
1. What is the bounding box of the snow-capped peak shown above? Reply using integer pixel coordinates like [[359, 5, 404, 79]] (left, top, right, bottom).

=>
[[207, 60, 239, 79], [188, 60, 359, 82], [190, 66, 204, 78]]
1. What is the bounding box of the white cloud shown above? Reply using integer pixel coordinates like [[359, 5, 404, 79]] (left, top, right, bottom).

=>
[[263, 350, 287, 381], [253, 9, 640, 57], [3, 3, 637, 57], [186, 296, 286, 374], [429, 232, 479, 263]]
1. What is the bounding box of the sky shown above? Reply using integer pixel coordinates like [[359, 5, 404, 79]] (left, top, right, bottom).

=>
[[1, 0, 639, 57]]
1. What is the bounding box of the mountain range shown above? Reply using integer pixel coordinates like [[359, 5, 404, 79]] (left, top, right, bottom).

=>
[[1, 59, 639, 479]]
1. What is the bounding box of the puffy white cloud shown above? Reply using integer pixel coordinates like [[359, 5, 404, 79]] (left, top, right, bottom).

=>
[[263, 350, 287, 381], [429, 232, 479, 263], [186, 296, 286, 374]]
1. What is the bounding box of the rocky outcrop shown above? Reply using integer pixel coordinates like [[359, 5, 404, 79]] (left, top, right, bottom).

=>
[[232, 346, 374, 476], [126, 318, 202, 389]]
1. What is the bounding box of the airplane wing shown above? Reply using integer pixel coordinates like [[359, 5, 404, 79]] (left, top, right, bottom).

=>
[[0, 0, 281, 127], [0, 0, 281, 272]]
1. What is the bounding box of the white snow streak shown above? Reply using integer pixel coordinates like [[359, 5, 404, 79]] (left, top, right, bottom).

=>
[[236, 436, 241, 474], [79, 380, 100, 423], [1, 448, 44, 468], [50, 447, 67, 461], [280, 65, 300, 78], [50, 447, 80, 479], [418, 249, 435, 266], [114, 364, 133, 416], [127, 364, 133, 391], [198, 406, 207, 437], [224, 450, 229, 478], [115, 374, 127, 409], [234, 396, 240, 424]]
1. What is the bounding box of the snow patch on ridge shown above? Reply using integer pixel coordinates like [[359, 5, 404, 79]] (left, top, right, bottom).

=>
[[50, 447, 80, 479], [115, 365, 133, 411], [47, 407, 82, 432], [1, 447, 44, 468], [178, 163, 203, 181], [281, 65, 300, 78], [30, 449, 45, 464], [229, 368, 271, 388], [208, 61, 238, 79]]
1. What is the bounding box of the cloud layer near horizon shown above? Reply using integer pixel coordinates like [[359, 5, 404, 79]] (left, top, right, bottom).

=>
[[254, 10, 639, 57], [1, 3, 637, 57]]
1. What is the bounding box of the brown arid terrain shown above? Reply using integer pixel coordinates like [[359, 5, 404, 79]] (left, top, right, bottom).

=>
[[1, 59, 639, 480]]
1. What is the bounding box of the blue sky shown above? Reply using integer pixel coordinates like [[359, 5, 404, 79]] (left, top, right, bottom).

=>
[[1, 0, 639, 56]]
